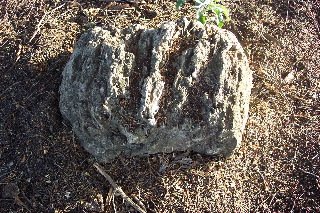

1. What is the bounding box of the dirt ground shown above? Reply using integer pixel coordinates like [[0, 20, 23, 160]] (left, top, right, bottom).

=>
[[0, 0, 319, 212]]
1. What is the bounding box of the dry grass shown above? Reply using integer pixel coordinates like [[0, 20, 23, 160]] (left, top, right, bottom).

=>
[[0, 0, 319, 212]]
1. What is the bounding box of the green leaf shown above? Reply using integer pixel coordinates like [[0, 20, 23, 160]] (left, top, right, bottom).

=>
[[210, 4, 230, 28], [217, 20, 224, 28], [185, 0, 231, 28], [198, 12, 207, 24], [194, 0, 203, 7], [217, 4, 230, 21], [217, 13, 226, 27], [176, 0, 186, 10]]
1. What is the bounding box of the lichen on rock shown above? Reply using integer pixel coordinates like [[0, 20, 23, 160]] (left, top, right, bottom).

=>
[[59, 18, 253, 162]]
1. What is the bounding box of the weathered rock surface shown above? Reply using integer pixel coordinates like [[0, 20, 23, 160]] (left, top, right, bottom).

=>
[[59, 18, 253, 162]]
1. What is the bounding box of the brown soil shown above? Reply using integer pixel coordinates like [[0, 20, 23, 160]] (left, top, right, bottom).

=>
[[0, 0, 319, 212]]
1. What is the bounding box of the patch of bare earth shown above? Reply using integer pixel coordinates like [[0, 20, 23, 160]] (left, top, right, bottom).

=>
[[0, 0, 319, 212]]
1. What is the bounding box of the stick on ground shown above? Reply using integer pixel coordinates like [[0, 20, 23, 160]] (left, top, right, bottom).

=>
[[93, 163, 147, 213]]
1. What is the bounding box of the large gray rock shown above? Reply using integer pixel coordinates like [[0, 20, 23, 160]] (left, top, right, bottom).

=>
[[59, 18, 253, 162]]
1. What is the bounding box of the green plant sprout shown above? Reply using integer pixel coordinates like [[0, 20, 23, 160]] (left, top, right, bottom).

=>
[[176, 0, 230, 28]]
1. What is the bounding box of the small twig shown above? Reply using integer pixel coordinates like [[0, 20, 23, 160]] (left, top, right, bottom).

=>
[[0, 81, 22, 98], [29, 3, 66, 43], [15, 196, 31, 212], [268, 193, 277, 207], [112, 194, 117, 213], [132, 194, 147, 212], [104, 0, 138, 5], [106, 187, 114, 205], [298, 168, 319, 179], [93, 163, 146, 213], [312, 153, 319, 160]]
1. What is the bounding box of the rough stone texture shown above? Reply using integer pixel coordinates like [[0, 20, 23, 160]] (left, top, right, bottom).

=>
[[59, 18, 253, 162]]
